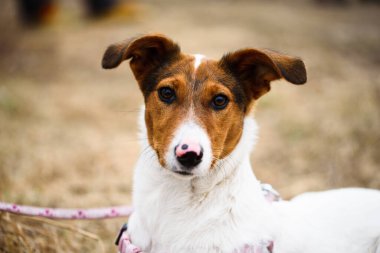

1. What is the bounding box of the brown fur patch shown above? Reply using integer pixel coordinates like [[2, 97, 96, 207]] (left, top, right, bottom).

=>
[[192, 60, 246, 164], [144, 69, 192, 166]]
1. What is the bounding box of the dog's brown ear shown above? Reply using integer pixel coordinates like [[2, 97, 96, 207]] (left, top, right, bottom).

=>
[[102, 34, 181, 82], [219, 49, 307, 99]]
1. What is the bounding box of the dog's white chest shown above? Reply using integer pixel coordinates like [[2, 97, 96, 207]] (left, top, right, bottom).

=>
[[128, 154, 275, 253]]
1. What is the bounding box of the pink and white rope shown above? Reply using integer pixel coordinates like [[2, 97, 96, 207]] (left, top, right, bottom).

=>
[[0, 202, 133, 219]]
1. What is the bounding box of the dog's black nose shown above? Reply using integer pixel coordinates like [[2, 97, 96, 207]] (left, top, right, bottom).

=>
[[176, 150, 203, 169]]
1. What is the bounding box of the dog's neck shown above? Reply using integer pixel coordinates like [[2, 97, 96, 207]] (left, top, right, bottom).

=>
[[190, 117, 260, 194]]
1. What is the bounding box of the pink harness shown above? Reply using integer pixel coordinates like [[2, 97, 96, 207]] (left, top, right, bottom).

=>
[[115, 183, 280, 253], [116, 227, 274, 253]]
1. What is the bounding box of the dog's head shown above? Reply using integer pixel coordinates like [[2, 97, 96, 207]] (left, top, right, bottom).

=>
[[102, 34, 306, 178]]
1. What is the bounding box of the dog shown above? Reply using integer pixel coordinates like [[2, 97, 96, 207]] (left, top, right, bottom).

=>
[[102, 34, 380, 253]]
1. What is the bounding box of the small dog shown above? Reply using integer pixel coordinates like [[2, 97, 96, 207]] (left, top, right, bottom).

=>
[[102, 34, 380, 253]]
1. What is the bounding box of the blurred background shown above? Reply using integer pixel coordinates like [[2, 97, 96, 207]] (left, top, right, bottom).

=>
[[0, 0, 379, 252]]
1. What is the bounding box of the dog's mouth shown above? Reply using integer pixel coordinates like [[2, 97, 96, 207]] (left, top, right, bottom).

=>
[[173, 170, 193, 176]]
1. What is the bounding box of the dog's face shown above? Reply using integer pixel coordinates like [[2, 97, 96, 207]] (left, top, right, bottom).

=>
[[102, 34, 306, 178]]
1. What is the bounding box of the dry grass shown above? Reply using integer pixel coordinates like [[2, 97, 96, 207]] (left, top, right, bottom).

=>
[[0, 0, 379, 252], [0, 212, 104, 253]]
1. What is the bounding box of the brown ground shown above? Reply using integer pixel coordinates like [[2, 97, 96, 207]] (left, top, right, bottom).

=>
[[1, 0, 380, 252]]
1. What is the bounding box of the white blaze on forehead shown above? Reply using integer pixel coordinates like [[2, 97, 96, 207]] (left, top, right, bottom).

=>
[[193, 54, 205, 70]]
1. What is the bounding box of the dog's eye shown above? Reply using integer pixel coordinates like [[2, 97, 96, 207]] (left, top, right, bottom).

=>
[[211, 94, 229, 110], [158, 87, 176, 104]]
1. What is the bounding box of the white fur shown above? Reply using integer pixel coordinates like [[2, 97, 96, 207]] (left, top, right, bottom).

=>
[[128, 108, 380, 253], [193, 54, 205, 70]]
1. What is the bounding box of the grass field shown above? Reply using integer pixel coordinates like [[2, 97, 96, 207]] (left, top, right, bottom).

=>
[[1, 0, 379, 252]]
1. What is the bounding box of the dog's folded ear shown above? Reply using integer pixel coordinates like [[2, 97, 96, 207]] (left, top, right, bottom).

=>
[[219, 49, 307, 99], [102, 34, 181, 82]]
